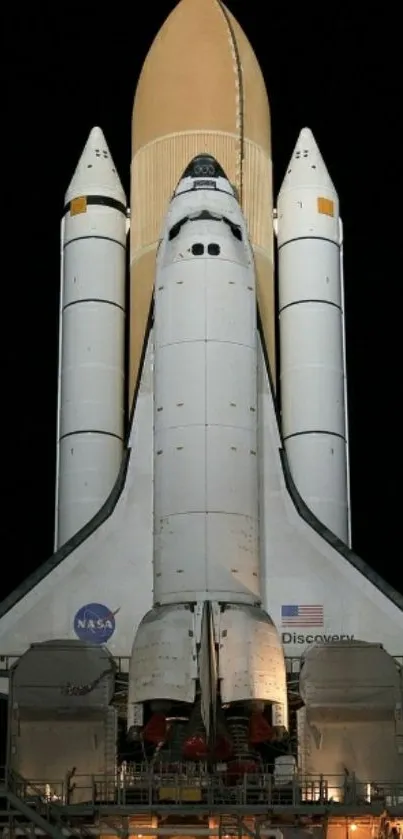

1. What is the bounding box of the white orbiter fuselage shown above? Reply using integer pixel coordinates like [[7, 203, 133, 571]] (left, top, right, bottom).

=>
[[127, 157, 288, 763]]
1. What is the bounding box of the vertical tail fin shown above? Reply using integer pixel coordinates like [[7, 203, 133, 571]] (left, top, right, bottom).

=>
[[198, 601, 218, 745]]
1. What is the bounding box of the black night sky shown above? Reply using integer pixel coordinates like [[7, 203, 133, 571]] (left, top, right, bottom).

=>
[[5, 3, 401, 597]]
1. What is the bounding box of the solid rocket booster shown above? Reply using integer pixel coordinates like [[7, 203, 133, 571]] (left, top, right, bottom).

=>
[[277, 128, 350, 545], [128, 156, 287, 764], [55, 128, 127, 548]]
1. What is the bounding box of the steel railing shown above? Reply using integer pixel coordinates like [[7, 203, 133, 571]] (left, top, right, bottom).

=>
[[3, 766, 403, 809]]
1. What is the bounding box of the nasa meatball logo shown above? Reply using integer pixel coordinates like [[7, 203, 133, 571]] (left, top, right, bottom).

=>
[[73, 603, 118, 644]]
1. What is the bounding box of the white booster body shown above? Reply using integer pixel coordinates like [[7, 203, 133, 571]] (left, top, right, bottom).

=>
[[55, 128, 127, 549], [128, 157, 288, 729], [276, 128, 350, 546]]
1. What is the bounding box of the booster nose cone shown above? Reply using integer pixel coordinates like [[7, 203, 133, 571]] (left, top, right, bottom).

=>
[[278, 127, 337, 195], [181, 154, 227, 181], [65, 126, 126, 207], [276, 126, 339, 247]]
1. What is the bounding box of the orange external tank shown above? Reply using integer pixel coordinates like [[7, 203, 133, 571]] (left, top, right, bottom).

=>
[[130, 0, 275, 404]]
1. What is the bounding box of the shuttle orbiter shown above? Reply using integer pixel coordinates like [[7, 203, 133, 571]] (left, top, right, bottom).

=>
[[1, 0, 401, 716]]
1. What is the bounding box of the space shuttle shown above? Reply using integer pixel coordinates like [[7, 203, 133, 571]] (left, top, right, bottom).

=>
[[1, 0, 402, 774]]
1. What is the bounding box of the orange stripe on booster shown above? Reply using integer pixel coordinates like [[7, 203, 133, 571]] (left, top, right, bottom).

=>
[[70, 196, 87, 216], [317, 196, 334, 217]]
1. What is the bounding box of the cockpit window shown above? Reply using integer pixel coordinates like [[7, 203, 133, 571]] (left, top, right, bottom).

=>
[[191, 243, 204, 255], [182, 154, 227, 180], [168, 217, 189, 240], [223, 217, 243, 241], [168, 213, 243, 242], [208, 243, 220, 255], [189, 210, 221, 222]]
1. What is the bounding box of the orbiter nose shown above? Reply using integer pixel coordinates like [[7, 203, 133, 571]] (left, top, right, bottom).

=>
[[181, 153, 227, 180]]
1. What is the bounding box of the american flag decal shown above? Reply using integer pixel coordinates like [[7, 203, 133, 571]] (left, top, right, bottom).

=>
[[281, 604, 324, 627]]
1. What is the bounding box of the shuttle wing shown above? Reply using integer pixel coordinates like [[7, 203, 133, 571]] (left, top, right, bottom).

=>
[[0, 316, 155, 670], [257, 322, 403, 659]]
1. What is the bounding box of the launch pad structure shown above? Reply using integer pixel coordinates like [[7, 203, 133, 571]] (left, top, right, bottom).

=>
[[0, 654, 402, 838], [1, 767, 402, 839]]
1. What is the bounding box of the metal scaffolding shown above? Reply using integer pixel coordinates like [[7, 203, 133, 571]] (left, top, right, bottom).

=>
[[0, 766, 402, 838]]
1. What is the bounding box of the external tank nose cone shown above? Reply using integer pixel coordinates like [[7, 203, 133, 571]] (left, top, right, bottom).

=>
[[132, 0, 271, 157], [129, 0, 277, 407]]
